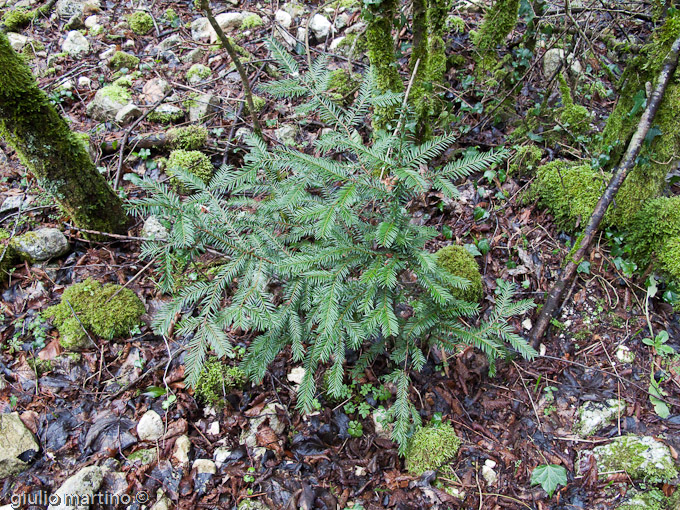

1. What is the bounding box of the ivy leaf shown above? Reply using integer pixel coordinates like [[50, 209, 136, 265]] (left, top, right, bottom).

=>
[[442, 225, 453, 240], [577, 261, 591, 274], [530, 464, 567, 497]]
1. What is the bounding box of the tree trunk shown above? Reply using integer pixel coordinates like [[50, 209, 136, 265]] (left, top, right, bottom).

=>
[[0, 31, 128, 236]]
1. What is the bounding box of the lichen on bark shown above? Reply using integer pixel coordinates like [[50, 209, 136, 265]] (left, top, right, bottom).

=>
[[0, 31, 128, 236]]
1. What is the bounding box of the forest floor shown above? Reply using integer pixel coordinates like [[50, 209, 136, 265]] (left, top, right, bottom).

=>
[[0, 0, 679, 509]]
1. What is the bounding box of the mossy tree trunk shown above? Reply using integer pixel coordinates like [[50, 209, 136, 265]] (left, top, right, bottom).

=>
[[473, 0, 520, 76], [364, 0, 403, 127], [0, 31, 128, 235], [409, 0, 451, 139], [596, 11, 680, 226]]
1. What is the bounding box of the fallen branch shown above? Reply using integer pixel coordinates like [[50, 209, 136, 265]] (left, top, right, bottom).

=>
[[200, 0, 262, 135], [530, 34, 680, 347]]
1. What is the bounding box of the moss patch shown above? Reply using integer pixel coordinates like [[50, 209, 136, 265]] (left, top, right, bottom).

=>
[[168, 126, 208, 150], [405, 422, 461, 475], [241, 13, 263, 29], [45, 278, 145, 351], [186, 64, 212, 83], [194, 356, 246, 406], [100, 84, 132, 104], [435, 245, 483, 303], [108, 51, 140, 71], [326, 69, 360, 105], [589, 435, 678, 484], [508, 145, 542, 176], [128, 11, 154, 35], [167, 150, 214, 192]]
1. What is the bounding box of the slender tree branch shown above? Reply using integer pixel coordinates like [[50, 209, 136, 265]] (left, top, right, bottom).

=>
[[530, 34, 680, 347], [200, 0, 261, 135]]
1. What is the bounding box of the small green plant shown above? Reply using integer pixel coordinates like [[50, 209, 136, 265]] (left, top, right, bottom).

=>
[[130, 39, 536, 454], [643, 330, 674, 358], [530, 464, 567, 498], [347, 420, 363, 438], [405, 421, 461, 475], [243, 466, 256, 483]]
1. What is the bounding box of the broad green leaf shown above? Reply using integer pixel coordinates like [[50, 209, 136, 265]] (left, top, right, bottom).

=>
[[530, 464, 567, 497]]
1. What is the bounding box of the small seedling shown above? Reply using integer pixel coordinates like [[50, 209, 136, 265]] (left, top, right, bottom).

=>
[[642, 331, 675, 358], [347, 420, 363, 438]]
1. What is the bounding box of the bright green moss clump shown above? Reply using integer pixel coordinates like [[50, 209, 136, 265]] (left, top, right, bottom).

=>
[[194, 356, 246, 406], [327, 69, 359, 105], [435, 245, 483, 303], [659, 236, 680, 281], [241, 13, 263, 29], [508, 145, 542, 176], [472, 0, 520, 51], [168, 126, 208, 150], [109, 51, 140, 71], [45, 278, 145, 351], [3, 8, 34, 32], [186, 64, 212, 83], [529, 161, 609, 230], [167, 150, 214, 192], [100, 84, 132, 104], [405, 422, 461, 475], [128, 11, 154, 35], [628, 196, 680, 264]]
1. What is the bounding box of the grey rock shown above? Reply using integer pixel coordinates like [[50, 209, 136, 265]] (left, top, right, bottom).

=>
[[137, 410, 163, 441], [7, 33, 28, 52], [62, 30, 90, 57], [0, 194, 33, 213], [11, 228, 69, 262], [77, 76, 92, 88], [190, 18, 212, 41], [64, 13, 84, 30], [335, 12, 350, 30], [575, 399, 626, 437], [172, 435, 191, 465], [150, 493, 172, 510], [329, 37, 345, 51], [309, 14, 331, 39], [240, 402, 286, 450], [274, 9, 292, 29], [157, 34, 182, 52], [87, 85, 127, 120], [141, 216, 168, 241], [84, 14, 98, 28], [191, 13, 246, 42], [115, 104, 142, 125], [0, 412, 40, 478], [543, 48, 582, 78], [189, 93, 219, 122], [234, 127, 252, 143], [213, 446, 232, 468], [275, 124, 297, 146], [142, 78, 171, 103], [182, 48, 205, 64], [192, 458, 216, 474], [48, 465, 103, 510], [148, 104, 185, 124], [56, 0, 84, 20]]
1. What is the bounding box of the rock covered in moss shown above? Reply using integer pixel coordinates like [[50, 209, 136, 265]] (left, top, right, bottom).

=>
[[327, 69, 359, 105], [242, 13, 264, 29], [629, 197, 680, 266], [10, 228, 69, 262], [188, 93, 219, 122], [574, 399, 626, 437], [659, 236, 680, 284], [186, 63, 212, 84], [405, 422, 461, 475], [582, 435, 678, 483], [167, 150, 214, 193], [87, 84, 132, 121], [45, 278, 145, 351], [108, 50, 140, 71], [147, 104, 185, 124], [61, 30, 90, 57], [168, 125, 208, 150], [194, 356, 246, 406], [616, 489, 671, 510], [128, 11, 154, 35], [435, 245, 483, 303]]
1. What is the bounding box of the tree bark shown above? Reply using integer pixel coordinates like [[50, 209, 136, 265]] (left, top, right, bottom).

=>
[[530, 34, 680, 347], [0, 31, 129, 236]]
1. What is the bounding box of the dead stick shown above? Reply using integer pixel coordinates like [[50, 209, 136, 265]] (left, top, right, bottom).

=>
[[530, 34, 680, 347], [200, 0, 262, 135]]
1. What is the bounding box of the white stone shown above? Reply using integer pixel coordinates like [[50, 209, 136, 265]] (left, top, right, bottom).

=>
[[150, 492, 172, 510], [157, 34, 182, 52], [283, 2, 305, 18], [309, 14, 331, 38], [275, 9, 292, 29], [124, 39, 135, 48], [62, 30, 90, 57], [543, 48, 582, 78], [354, 466, 367, 476], [137, 410, 163, 441], [297, 27, 307, 40], [141, 216, 168, 240], [575, 399, 626, 437], [172, 435, 191, 465], [7, 33, 28, 52], [335, 12, 350, 30], [99, 46, 116, 60], [115, 103, 142, 125], [482, 461, 498, 486], [207, 421, 220, 435], [0, 194, 33, 213], [192, 458, 216, 475], [77, 76, 92, 88], [522, 318, 532, 331], [84, 14, 98, 28], [329, 37, 345, 51], [48, 466, 103, 510], [615, 345, 635, 363], [191, 13, 246, 42], [240, 403, 285, 449], [372, 408, 391, 439], [142, 78, 171, 103], [287, 366, 305, 385], [275, 124, 297, 146], [214, 447, 232, 468]]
